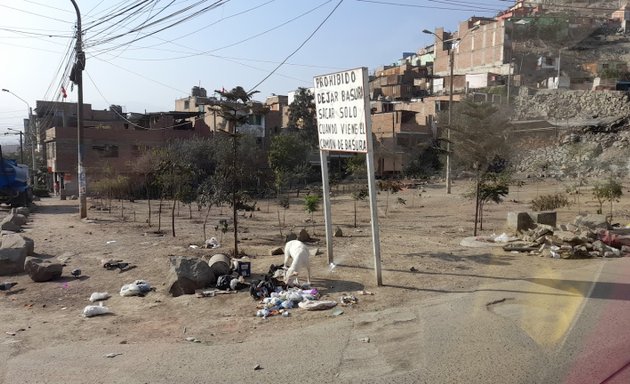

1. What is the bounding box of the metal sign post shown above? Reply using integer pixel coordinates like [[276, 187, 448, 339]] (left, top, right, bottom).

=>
[[313, 67, 383, 286]]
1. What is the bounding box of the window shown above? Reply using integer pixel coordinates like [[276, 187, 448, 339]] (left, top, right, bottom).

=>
[[184, 100, 190, 109], [92, 144, 119, 158]]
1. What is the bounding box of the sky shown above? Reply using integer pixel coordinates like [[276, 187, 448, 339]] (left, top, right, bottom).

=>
[[0, 0, 513, 145]]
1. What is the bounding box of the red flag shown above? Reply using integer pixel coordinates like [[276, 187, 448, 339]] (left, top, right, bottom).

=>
[[61, 86, 67, 99]]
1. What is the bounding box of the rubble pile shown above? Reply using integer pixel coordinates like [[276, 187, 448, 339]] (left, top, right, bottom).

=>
[[503, 214, 630, 259]]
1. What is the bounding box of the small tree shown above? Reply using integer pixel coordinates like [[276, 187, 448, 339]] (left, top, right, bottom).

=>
[[351, 186, 368, 228], [592, 179, 623, 219], [447, 99, 512, 235], [303, 194, 320, 230], [288, 87, 317, 148], [378, 180, 402, 215]]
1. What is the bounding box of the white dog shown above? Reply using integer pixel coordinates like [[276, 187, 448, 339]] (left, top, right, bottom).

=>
[[283, 240, 311, 286]]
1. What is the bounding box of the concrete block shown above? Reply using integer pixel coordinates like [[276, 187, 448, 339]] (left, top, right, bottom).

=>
[[507, 212, 535, 232], [529, 211, 557, 228]]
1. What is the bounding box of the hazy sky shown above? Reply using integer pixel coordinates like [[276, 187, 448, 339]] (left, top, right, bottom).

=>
[[0, 0, 510, 144]]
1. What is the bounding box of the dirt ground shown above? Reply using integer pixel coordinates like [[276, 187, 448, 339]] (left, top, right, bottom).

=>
[[0, 178, 626, 379]]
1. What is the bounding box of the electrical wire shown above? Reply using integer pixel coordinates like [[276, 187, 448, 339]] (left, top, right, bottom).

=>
[[248, 0, 344, 92], [84, 70, 208, 131], [0, 3, 74, 24], [355, 0, 499, 12]]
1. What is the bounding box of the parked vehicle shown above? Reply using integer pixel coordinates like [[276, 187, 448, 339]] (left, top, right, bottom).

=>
[[0, 149, 31, 207]]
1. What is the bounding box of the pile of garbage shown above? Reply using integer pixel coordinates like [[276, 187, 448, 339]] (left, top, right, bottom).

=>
[[501, 214, 630, 259], [255, 287, 334, 319]]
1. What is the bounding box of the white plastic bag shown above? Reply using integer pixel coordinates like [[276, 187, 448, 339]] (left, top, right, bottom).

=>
[[82, 302, 111, 317], [120, 280, 152, 296], [493, 233, 517, 243], [298, 300, 337, 311], [89, 292, 111, 302], [205, 237, 220, 249]]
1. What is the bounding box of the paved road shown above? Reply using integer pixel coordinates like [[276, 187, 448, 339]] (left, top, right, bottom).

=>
[[3, 257, 629, 383]]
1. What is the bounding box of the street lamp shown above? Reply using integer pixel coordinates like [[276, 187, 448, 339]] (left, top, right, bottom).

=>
[[4, 128, 24, 163], [423, 25, 479, 194], [1, 88, 37, 187]]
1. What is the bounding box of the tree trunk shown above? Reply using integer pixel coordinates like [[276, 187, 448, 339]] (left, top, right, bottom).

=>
[[354, 199, 357, 228], [158, 197, 163, 232], [147, 198, 152, 227], [203, 204, 212, 242], [473, 173, 481, 236], [171, 199, 176, 237], [277, 209, 283, 237], [189, 204, 192, 219], [121, 198, 124, 220]]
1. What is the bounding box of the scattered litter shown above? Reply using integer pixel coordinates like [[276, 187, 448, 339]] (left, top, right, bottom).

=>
[[105, 240, 116, 245], [253, 364, 262, 371], [70, 269, 81, 278], [493, 233, 518, 243], [340, 295, 358, 306], [205, 237, 220, 249], [195, 289, 236, 298], [357, 290, 374, 296], [120, 280, 152, 297], [329, 263, 336, 273], [185, 337, 201, 343], [82, 302, 111, 318], [188, 245, 199, 249], [5, 332, 16, 336], [359, 337, 370, 343], [331, 308, 344, 316], [298, 300, 337, 311], [104, 353, 122, 358], [89, 292, 111, 302]]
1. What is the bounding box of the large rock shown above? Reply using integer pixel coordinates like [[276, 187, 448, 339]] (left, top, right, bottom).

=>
[[1, 234, 34, 256], [0, 215, 21, 232], [574, 214, 609, 230], [167, 256, 216, 297], [298, 228, 311, 242], [0, 247, 27, 275], [207, 253, 231, 277], [24, 257, 63, 282], [14, 207, 29, 217]]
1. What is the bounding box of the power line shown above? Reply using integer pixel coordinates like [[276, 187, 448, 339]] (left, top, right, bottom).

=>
[[0, 3, 74, 24], [92, 1, 332, 60], [355, 0, 499, 12], [249, 0, 344, 92]]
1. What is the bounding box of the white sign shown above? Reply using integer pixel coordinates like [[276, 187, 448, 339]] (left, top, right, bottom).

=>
[[313, 68, 369, 153]]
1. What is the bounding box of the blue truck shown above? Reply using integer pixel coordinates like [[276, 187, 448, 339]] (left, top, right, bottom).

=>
[[0, 150, 31, 207]]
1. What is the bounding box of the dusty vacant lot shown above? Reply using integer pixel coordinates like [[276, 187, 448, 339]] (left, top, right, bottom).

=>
[[0, 178, 626, 382]]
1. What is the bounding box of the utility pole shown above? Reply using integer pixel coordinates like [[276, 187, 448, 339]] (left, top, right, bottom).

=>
[[70, 0, 87, 218], [5, 128, 23, 163], [2, 89, 36, 187], [423, 25, 478, 195]]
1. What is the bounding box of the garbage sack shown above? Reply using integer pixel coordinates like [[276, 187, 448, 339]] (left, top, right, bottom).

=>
[[216, 274, 232, 290], [89, 292, 111, 302], [298, 300, 337, 311], [82, 302, 111, 317], [493, 233, 517, 243], [120, 280, 152, 296], [205, 237, 220, 249]]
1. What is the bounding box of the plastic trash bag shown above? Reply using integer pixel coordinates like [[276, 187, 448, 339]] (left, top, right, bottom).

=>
[[82, 302, 111, 317], [493, 233, 517, 243], [205, 237, 220, 249], [120, 280, 152, 297], [298, 300, 337, 311], [89, 292, 111, 302]]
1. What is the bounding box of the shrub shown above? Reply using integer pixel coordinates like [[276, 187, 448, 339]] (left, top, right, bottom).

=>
[[32, 187, 50, 198], [530, 193, 570, 211]]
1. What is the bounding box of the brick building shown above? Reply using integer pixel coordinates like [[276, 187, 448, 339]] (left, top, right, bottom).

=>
[[43, 102, 206, 195]]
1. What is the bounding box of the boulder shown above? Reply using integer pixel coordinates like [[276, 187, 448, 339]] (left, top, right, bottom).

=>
[[285, 232, 297, 242], [1, 234, 34, 256], [6, 213, 27, 227], [507, 212, 535, 232], [13, 207, 29, 217], [207, 253, 231, 277], [298, 228, 311, 242], [24, 257, 63, 282], [0, 247, 27, 275], [574, 214, 609, 230], [334, 226, 343, 237], [167, 256, 215, 297], [0, 215, 21, 232]]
